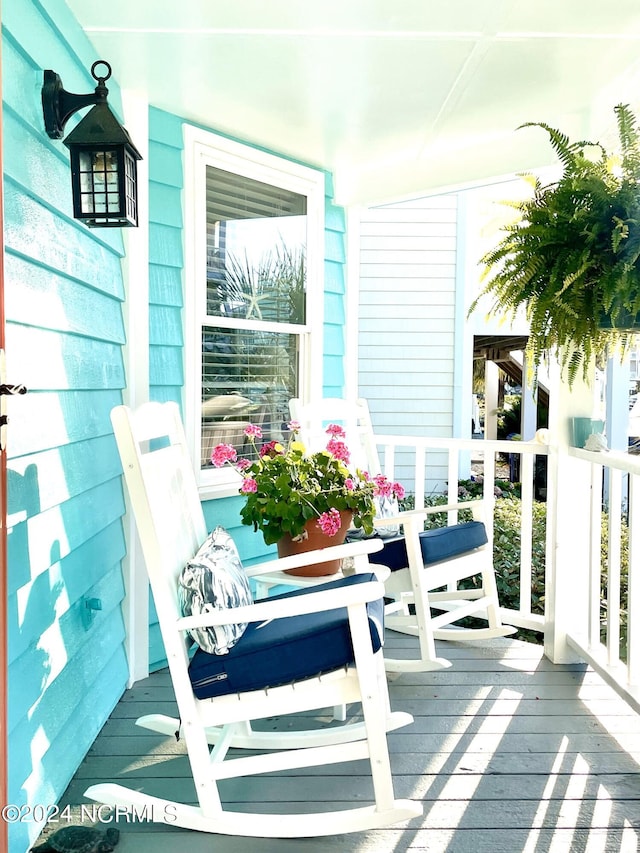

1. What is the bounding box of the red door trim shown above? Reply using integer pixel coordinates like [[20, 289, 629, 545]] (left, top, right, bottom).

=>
[[0, 7, 10, 848]]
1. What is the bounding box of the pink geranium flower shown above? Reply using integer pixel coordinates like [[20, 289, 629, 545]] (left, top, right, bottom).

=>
[[392, 481, 406, 500], [372, 474, 405, 500], [316, 507, 342, 537], [372, 474, 406, 500], [373, 474, 393, 498], [259, 440, 282, 458], [244, 424, 263, 439], [326, 423, 346, 438], [326, 437, 350, 464], [210, 419, 380, 546], [211, 443, 237, 467]]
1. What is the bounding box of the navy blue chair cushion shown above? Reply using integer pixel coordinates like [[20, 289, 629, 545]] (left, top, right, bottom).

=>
[[188, 573, 384, 700], [367, 520, 488, 572]]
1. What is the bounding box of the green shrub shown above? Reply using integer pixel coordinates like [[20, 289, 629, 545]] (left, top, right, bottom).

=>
[[600, 511, 629, 660], [493, 496, 546, 613], [401, 483, 629, 651]]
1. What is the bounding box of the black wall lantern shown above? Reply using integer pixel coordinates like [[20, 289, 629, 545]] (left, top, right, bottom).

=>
[[42, 60, 142, 228]]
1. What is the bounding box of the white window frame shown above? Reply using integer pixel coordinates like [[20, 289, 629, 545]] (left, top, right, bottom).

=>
[[183, 125, 325, 498]]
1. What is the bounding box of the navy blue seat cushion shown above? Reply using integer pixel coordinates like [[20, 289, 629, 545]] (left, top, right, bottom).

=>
[[367, 520, 488, 572], [188, 573, 384, 700]]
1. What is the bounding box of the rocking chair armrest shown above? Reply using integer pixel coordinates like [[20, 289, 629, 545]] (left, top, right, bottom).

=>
[[421, 499, 483, 515], [175, 577, 386, 631], [373, 499, 484, 531], [373, 508, 427, 528], [245, 537, 383, 578]]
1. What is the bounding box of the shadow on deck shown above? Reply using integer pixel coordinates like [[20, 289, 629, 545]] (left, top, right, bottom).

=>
[[39, 635, 640, 853]]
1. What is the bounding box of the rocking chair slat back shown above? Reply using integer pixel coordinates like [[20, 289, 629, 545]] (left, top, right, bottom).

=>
[[290, 396, 516, 674], [83, 401, 421, 837]]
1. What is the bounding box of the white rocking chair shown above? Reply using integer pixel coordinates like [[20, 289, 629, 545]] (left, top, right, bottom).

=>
[[289, 397, 515, 674], [84, 402, 420, 837]]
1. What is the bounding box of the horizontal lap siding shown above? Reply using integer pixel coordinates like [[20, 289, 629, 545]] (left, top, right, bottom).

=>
[[323, 177, 347, 396], [358, 195, 458, 491], [3, 7, 350, 849], [147, 111, 185, 668], [4, 3, 130, 850], [148, 113, 185, 408]]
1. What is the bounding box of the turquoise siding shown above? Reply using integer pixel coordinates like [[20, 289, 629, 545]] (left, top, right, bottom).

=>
[[147, 110, 184, 667], [323, 178, 347, 396], [3, 3, 349, 848], [148, 113, 185, 407], [146, 113, 185, 666], [4, 2, 130, 851]]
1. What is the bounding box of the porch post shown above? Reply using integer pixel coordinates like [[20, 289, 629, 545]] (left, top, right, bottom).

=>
[[544, 356, 594, 663], [520, 352, 538, 440], [605, 355, 630, 451], [484, 359, 499, 439], [345, 206, 361, 399], [120, 90, 150, 686]]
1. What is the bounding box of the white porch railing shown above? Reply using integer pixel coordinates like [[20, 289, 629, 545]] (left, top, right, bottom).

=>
[[561, 447, 640, 713], [372, 433, 640, 714]]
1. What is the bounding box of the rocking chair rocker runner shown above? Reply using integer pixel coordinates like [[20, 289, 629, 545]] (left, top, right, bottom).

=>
[[289, 397, 516, 674], [84, 402, 420, 837]]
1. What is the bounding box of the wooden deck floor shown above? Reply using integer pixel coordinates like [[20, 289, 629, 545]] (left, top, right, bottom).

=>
[[44, 634, 640, 853]]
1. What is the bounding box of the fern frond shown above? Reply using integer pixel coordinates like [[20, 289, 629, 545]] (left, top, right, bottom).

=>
[[469, 105, 640, 386], [615, 104, 640, 180]]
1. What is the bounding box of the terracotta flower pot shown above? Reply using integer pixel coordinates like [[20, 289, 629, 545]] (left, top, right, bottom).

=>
[[277, 511, 353, 576]]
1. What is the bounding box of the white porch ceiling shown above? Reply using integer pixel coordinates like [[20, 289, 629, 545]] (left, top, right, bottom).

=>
[[64, 0, 640, 206]]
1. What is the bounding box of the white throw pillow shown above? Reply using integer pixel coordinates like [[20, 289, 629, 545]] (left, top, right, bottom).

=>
[[178, 526, 252, 654]]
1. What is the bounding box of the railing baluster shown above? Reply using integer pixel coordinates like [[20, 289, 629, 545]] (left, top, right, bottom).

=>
[[447, 450, 459, 522], [588, 462, 604, 648], [628, 473, 639, 686], [519, 452, 534, 616], [607, 467, 622, 667], [446, 450, 460, 593], [382, 443, 395, 481], [483, 449, 496, 507], [414, 445, 425, 509], [368, 433, 640, 711]]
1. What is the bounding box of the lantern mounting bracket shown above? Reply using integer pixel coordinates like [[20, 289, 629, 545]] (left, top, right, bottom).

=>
[[42, 60, 112, 139]]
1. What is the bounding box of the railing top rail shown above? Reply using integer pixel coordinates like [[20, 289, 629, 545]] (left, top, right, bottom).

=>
[[569, 446, 640, 475], [373, 434, 549, 456]]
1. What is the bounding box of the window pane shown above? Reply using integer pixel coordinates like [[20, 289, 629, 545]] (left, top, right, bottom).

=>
[[205, 166, 307, 324], [200, 327, 299, 469]]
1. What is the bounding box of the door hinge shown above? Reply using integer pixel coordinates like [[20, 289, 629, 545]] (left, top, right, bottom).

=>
[[0, 384, 28, 396], [0, 350, 28, 453]]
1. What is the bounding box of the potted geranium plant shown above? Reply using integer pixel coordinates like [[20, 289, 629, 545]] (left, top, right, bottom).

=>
[[470, 103, 640, 385], [211, 421, 404, 575]]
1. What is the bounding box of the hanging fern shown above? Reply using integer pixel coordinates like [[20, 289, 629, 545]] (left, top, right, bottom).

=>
[[469, 104, 640, 384]]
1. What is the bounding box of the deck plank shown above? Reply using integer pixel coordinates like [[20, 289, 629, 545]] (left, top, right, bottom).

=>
[[37, 636, 640, 852]]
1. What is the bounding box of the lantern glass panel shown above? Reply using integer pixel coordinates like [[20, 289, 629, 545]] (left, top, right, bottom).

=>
[[68, 140, 138, 226]]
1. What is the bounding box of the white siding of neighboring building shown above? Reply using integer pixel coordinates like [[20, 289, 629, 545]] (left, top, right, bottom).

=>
[[358, 195, 459, 495]]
